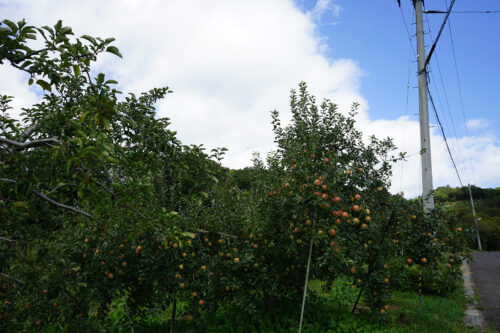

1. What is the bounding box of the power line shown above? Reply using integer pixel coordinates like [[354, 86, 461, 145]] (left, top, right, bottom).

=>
[[424, 0, 456, 68], [443, 0, 476, 186], [423, 11, 469, 185], [399, 46, 413, 194], [427, 88, 464, 188], [398, 5, 416, 57], [425, 10, 500, 14]]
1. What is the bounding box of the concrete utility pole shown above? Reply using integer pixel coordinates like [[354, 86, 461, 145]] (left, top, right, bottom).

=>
[[414, 0, 435, 211]]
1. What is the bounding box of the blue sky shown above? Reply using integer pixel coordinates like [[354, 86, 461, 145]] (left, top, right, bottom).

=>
[[298, 0, 500, 137], [1, 0, 500, 197]]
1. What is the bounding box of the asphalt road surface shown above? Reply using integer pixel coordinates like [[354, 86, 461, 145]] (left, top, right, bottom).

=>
[[470, 252, 500, 329]]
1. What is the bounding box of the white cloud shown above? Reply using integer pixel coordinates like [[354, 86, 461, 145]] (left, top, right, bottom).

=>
[[465, 118, 490, 131], [1, 0, 500, 198], [307, 0, 342, 23]]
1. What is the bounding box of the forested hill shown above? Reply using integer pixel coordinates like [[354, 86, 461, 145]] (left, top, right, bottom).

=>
[[435, 186, 500, 250]]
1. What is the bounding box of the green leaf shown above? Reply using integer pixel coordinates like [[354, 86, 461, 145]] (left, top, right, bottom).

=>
[[72, 65, 80, 76], [36, 79, 52, 92], [2, 19, 17, 33], [12, 201, 27, 208], [97, 73, 105, 84], [41, 25, 54, 35], [105, 79, 118, 85], [106, 46, 122, 58], [28, 78, 33, 85], [102, 117, 110, 130], [54, 20, 63, 31], [81, 35, 96, 45], [60, 26, 73, 35]]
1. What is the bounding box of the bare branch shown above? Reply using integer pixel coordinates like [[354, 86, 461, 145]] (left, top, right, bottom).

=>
[[47, 183, 76, 195], [33, 189, 92, 218], [0, 178, 92, 218], [20, 123, 37, 142], [0, 272, 25, 285], [118, 203, 159, 232], [7, 240, 38, 272], [0, 237, 36, 244], [0, 136, 61, 149], [196, 228, 238, 239]]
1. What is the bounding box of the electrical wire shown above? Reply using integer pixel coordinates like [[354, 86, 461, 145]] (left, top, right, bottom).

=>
[[399, 46, 412, 193], [443, 0, 476, 186], [425, 10, 500, 14], [423, 9, 469, 187], [427, 88, 464, 188]]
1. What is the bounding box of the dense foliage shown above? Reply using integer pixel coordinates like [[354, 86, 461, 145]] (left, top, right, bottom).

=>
[[435, 185, 500, 250], [0, 20, 471, 331]]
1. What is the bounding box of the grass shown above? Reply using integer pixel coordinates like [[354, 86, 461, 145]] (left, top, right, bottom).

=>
[[304, 279, 496, 333], [45, 279, 498, 332]]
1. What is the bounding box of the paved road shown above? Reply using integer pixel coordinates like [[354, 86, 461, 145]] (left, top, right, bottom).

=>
[[470, 252, 500, 330]]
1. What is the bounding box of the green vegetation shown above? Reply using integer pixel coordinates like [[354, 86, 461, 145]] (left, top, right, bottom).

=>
[[0, 19, 476, 332], [435, 186, 500, 250]]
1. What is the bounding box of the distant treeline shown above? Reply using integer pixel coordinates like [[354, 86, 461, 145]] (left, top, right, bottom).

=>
[[435, 185, 500, 251]]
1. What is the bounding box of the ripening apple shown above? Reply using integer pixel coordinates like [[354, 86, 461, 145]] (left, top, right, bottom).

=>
[[328, 229, 336, 236]]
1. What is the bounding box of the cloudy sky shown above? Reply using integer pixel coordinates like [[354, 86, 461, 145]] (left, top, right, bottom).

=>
[[1, 0, 499, 198]]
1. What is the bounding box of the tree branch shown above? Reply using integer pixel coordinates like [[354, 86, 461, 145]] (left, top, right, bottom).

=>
[[20, 123, 37, 142], [0, 236, 36, 244], [33, 189, 92, 218], [0, 272, 25, 285], [0, 136, 61, 149], [2, 238, 39, 272], [0, 178, 92, 218]]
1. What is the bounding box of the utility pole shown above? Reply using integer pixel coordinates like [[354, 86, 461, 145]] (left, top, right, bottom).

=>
[[468, 184, 482, 250], [414, 0, 435, 211]]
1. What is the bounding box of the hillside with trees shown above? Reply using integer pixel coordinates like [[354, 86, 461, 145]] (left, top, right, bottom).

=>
[[435, 185, 500, 250]]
